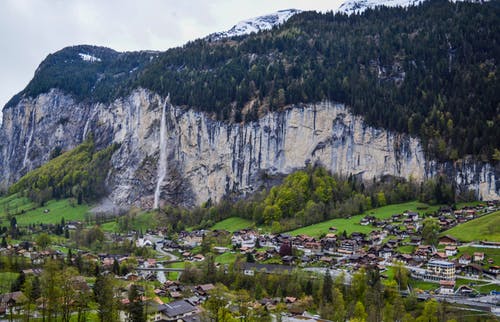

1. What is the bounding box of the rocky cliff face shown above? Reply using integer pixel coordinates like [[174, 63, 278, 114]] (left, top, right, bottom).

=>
[[1, 89, 498, 207]]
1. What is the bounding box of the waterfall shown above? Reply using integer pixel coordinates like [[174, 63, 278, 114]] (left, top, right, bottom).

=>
[[153, 96, 169, 209], [22, 109, 35, 169], [82, 109, 98, 140]]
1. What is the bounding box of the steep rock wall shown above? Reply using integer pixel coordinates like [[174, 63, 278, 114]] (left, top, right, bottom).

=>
[[0, 89, 498, 207]]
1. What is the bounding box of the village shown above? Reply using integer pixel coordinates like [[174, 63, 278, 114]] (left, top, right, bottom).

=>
[[1, 200, 499, 321]]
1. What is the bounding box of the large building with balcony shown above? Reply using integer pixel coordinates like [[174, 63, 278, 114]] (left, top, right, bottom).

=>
[[411, 260, 455, 282]]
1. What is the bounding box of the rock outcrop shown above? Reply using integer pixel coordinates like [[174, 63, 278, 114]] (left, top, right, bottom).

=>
[[1, 89, 498, 207]]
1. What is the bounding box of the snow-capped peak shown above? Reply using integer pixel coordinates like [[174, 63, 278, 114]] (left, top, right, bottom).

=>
[[208, 9, 302, 40], [336, 0, 483, 15], [78, 53, 101, 63]]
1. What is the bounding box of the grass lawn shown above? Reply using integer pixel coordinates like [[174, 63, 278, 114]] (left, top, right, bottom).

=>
[[100, 211, 156, 233], [211, 217, 253, 232], [215, 252, 238, 264], [0, 194, 35, 215], [410, 279, 439, 292], [397, 245, 415, 254], [15, 199, 89, 226], [287, 201, 436, 237], [455, 277, 500, 294], [456, 246, 500, 266], [1, 194, 90, 226], [0, 272, 19, 293], [383, 267, 395, 280], [441, 211, 500, 242]]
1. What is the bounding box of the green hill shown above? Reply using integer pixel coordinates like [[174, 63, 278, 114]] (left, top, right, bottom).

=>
[[287, 201, 438, 237], [441, 211, 500, 242], [8, 138, 118, 205]]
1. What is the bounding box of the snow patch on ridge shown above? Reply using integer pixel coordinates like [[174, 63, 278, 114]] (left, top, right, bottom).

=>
[[207, 9, 302, 40], [78, 53, 101, 62]]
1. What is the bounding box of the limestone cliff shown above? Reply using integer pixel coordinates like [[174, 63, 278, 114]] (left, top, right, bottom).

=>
[[0, 89, 498, 207]]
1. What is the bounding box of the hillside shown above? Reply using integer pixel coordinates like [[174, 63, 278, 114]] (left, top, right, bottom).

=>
[[441, 211, 500, 242], [4, 0, 499, 162], [8, 138, 118, 205]]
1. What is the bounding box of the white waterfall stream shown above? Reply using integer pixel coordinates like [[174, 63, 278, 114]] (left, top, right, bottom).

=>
[[153, 97, 169, 209], [82, 109, 98, 140], [22, 109, 35, 169]]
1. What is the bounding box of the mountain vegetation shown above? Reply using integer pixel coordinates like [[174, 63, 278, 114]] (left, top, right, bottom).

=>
[[8, 138, 118, 205], [157, 165, 459, 232], [5, 0, 499, 162]]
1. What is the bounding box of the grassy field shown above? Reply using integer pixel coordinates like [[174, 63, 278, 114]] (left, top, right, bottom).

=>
[[17, 199, 89, 226], [442, 211, 500, 242], [410, 279, 439, 292], [215, 252, 238, 264], [456, 246, 500, 266], [0, 194, 90, 226], [397, 245, 415, 254], [0, 272, 19, 293], [287, 201, 437, 237], [455, 278, 500, 294], [100, 211, 157, 233], [211, 217, 253, 232], [0, 194, 35, 214]]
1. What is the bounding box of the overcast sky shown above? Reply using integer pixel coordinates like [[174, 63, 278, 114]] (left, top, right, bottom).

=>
[[0, 0, 342, 114]]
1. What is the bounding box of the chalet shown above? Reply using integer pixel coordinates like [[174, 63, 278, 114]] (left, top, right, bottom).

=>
[[282, 255, 294, 265], [391, 214, 402, 222], [438, 235, 458, 246], [162, 239, 180, 250], [231, 232, 256, 248], [378, 246, 394, 260], [444, 246, 457, 257], [193, 254, 205, 262], [181, 233, 204, 248], [415, 245, 432, 258], [154, 300, 198, 322], [321, 234, 337, 253], [433, 252, 447, 260], [408, 236, 422, 246], [404, 211, 419, 221], [463, 264, 483, 278], [125, 273, 140, 281], [0, 292, 26, 316], [300, 255, 313, 264], [303, 242, 322, 254], [338, 240, 359, 255], [362, 215, 376, 225], [465, 209, 476, 219], [458, 253, 471, 265], [396, 254, 413, 265], [319, 256, 334, 265], [473, 252, 484, 263], [154, 289, 167, 297], [439, 280, 455, 295], [195, 284, 215, 296], [386, 239, 399, 248]]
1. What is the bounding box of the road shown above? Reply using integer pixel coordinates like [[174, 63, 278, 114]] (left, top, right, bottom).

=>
[[416, 293, 500, 316]]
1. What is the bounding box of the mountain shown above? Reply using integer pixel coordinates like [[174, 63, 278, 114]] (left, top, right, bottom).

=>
[[337, 0, 425, 14], [206, 9, 302, 40], [0, 0, 499, 208]]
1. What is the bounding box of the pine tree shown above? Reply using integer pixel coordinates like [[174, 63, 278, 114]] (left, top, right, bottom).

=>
[[321, 270, 333, 303], [127, 284, 144, 322]]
